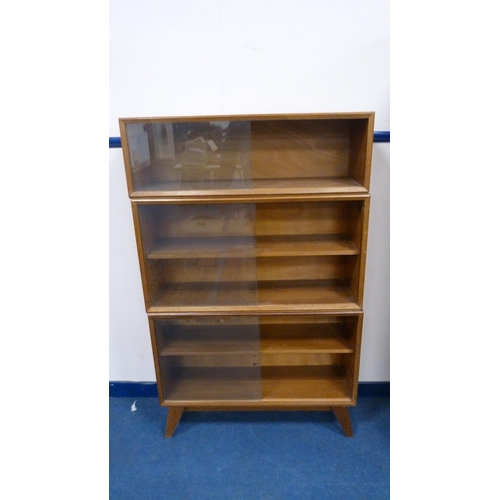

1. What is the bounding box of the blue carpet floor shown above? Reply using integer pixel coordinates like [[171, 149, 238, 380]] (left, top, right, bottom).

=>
[[110, 397, 389, 499]]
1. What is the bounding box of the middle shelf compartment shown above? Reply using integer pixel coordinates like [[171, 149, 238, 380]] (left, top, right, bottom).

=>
[[134, 199, 369, 313]]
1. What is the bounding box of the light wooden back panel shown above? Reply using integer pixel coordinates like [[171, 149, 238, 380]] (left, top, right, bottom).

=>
[[250, 120, 351, 179]]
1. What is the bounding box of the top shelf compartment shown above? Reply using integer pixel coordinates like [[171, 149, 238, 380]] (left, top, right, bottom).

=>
[[119, 113, 374, 198]]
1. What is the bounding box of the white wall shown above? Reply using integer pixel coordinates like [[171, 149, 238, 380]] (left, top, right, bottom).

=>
[[109, 0, 389, 381]]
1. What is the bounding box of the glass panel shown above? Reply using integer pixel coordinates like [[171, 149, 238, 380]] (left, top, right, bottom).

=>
[[126, 121, 251, 192], [155, 317, 261, 401], [138, 203, 258, 310]]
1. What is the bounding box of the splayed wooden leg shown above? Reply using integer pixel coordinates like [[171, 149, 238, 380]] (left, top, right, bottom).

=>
[[165, 407, 185, 438], [332, 406, 353, 437]]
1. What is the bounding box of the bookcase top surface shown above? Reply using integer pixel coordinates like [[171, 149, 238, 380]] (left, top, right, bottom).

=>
[[119, 112, 375, 124]]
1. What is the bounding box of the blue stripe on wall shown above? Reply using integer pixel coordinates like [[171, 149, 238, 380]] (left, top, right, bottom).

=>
[[109, 131, 390, 148], [110, 382, 159, 398], [109, 137, 122, 148], [109, 381, 389, 398], [373, 131, 390, 143], [357, 382, 390, 398]]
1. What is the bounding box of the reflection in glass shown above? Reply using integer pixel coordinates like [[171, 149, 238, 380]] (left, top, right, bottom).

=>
[[155, 317, 261, 401], [138, 204, 258, 310], [126, 121, 251, 191]]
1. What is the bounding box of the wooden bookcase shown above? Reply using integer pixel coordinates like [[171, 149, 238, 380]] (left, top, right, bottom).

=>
[[119, 113, 374, 437]]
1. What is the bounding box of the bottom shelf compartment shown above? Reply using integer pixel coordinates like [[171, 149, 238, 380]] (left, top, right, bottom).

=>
[[161, 365, 352, 405]]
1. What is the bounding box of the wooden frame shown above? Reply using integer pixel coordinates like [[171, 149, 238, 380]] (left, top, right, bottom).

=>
[[119, 113, 374, 437]]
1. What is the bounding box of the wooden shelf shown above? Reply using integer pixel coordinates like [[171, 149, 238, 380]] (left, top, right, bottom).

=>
[[160, 332, 259, 356], [148, 236, 255, 259], [131, 177, 368, 199], [159, 333, 352, 356], [148, 235, 359, 260], [261, 324, 353, 353], [149, 280, 360, 314], [160, 325, 354, 356]]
